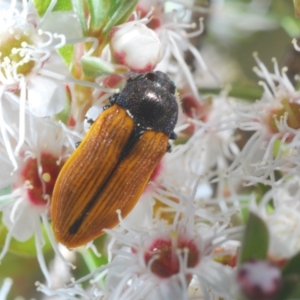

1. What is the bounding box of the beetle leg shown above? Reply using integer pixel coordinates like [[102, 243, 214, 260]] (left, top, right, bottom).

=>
[[169, 131, 177, 140], [167, 143, 172, 152], [102, 105, 111, 111], [108, 94, 119, 104], [84, 115, 95, 126]]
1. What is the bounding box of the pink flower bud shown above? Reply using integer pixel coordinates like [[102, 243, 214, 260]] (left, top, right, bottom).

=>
[[110, 21, 161, 72], [237, 260, 281, 300]]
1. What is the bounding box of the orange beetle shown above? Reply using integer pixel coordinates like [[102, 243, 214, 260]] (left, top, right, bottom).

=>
[[51, 71, 178, 248]]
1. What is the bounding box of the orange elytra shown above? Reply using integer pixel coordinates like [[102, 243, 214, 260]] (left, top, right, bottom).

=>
[[51, 71, 178, 248]]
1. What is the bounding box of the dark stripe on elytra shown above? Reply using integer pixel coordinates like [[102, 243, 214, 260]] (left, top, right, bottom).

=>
[[63, 110, 126, 228], [68, 126, 144, 235]]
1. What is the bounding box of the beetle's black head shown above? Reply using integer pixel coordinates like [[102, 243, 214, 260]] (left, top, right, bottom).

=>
[[114, 71, 178, 136]]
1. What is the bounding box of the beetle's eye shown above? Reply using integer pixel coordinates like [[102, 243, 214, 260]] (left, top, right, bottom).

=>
[[169, 81, 176, 94], [144, 72, 176, 95], [145, 72, 157, 82]]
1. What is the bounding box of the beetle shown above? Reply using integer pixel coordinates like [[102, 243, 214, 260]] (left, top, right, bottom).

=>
[[51, 71, 179, 248]]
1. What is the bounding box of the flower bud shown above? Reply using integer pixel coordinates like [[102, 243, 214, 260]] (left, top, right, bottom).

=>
[[237, 260, 281, 300], [110, 21, 161, 73]]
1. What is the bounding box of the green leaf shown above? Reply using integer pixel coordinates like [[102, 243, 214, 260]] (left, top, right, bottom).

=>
[[33, 0, 73, 18], [80, 247, 108, 272], [73, 0, 88, 35], [282, 251, 300, 278], [86, 0, 138, 34], [239, 198, 250, 223], [274, 275, 300, 300], [102, 0, 138, 33], [81, 56, 129, 78], [58, 45, 74, 68], [0, 251, 51, 299], [239, 212, 269, 263], [281, 16, 300, 38], [199, 84, 263, 102], [88, 0, 110, 32], [286, 284, 300, 299]]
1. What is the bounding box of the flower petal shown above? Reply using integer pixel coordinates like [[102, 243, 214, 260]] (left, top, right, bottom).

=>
[[27, 76, 66, 117]]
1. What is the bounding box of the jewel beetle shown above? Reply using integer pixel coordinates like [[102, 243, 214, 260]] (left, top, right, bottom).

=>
[[51, 71, 179, 248]]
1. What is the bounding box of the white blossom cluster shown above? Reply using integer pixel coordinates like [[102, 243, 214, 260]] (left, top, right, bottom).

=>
[[0, 0, 298, 299]]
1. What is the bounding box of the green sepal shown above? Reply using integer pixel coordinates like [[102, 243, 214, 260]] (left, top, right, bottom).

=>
[[239, 212, 269, 263], [82, 56, 129, 78], [282, 251, 300, 278], [33, 0, 73, 18]]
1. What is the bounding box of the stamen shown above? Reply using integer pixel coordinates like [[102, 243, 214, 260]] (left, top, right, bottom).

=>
[[37, 0, 58, 29], [42, 172, 51, 182], [14, 77, 26, 154], [292, 38, 300, 51], [0, 90, 18, 170], [168, 34, 199, 97], [66, 37, 99, 57], [34, 216, 52, 287], [41, 213, 76, 269], [0, 220, 16, 261], [258, 81, 273, 99], [9, 196, 23, 223], [185, 18, 205, 38], [0, 278, 13, 300], [38, 30, 54, 48], [281, 70, 295, 92], [53, 33, 66, 49], [186, 37, 208, 71], [253, 52, 276, 93], [39, 68, 119, 93]]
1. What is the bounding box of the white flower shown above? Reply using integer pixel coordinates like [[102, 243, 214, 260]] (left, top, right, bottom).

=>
[[0, 1, 71, 111], [162, 94, 240, 194], [227, 54, 300, 184], [252, 177, 300, 259], [0, 0, 90, 153], [0, 95, 75, 286], [62, 185, 240, 300]]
